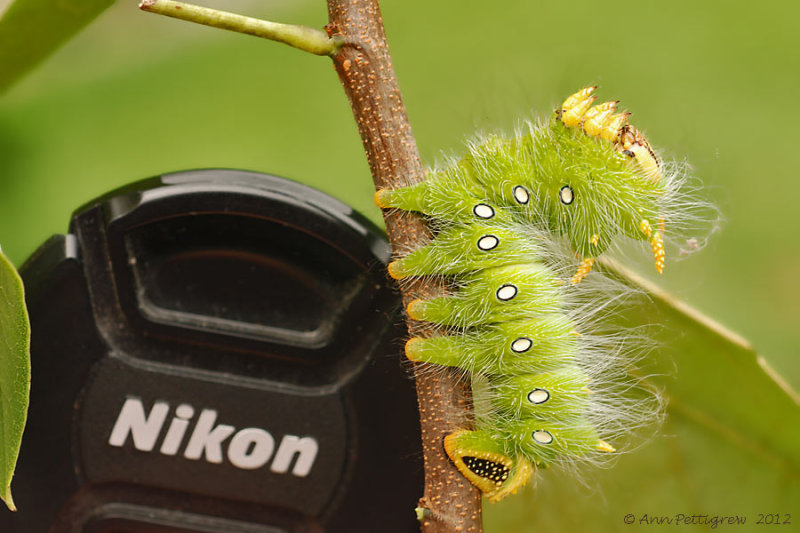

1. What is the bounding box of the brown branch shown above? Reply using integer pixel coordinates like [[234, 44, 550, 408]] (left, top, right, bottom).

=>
[[326, 1, 482, 531], [139, 0, 483, 529]]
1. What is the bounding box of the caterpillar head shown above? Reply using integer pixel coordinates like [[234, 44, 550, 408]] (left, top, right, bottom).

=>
[[550, 86, 666, 282]]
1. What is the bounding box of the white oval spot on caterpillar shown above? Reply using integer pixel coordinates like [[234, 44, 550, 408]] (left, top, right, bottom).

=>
[[527, 389, 550, 404], [477, 235, 499, 251], [532, 430, 554, 445], [513, 185, 530, 204], [559, 185, 574, 205], [511, 337, 533, 353], [496, 284, 518, 301], [473, 203, 495, 219]]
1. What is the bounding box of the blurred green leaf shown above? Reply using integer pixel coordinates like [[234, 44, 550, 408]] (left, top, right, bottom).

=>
[[0, 249, 30, 511], [0, 0, 114, 92], [485, 261, 800, 532]]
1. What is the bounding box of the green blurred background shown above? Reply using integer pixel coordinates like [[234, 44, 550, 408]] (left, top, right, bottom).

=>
[[0, 0, 798, 528]]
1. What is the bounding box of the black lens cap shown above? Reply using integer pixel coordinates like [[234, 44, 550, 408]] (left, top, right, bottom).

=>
[[3, 169, 422, 533]]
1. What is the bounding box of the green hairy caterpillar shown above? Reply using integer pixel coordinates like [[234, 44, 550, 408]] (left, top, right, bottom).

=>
[[375, 87, 711, 502]]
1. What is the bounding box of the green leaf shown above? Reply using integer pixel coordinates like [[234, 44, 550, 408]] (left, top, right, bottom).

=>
[[0, 249, 30, 511], [0, 0, 114, 93], [485, 261, 800, 531]]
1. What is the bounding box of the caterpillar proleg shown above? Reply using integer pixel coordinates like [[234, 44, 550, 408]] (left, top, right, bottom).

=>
[[376, 87, 711, 501]]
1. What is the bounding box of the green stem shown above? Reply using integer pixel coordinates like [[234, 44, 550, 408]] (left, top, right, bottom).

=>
[[139, 0, 342, 56]]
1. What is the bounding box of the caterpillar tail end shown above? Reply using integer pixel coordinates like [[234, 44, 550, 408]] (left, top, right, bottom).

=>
[[571, 257, 595, 285], [444, 431, 534, 503]]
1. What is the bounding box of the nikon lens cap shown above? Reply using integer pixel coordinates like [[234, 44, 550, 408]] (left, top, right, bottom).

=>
[[3, 170, 422, 532]]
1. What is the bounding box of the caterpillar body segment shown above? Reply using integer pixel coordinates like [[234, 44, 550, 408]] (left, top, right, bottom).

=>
[[375, 170, 515, 226], [492, 368, 593, 419], [388, 223, 542, 279], [507, 416, 607, 465], [406, 264, 562, 327], [377, 88, 683, 501], [377, 96, 668, 277], [405, 314, 577, 375]]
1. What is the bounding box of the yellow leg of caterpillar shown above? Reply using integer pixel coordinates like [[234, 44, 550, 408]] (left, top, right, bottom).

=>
[[652, 231, 665, 274], [559, 86, 596, 127], [639, 219, 652, 238], [583, 101, 617, 137], [658, 216, 665, 234], [597, 440, 616, 453], [571, 257, 595, 285]]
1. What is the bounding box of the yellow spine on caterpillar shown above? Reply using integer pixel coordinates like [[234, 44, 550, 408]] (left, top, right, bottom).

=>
[[558, 86, 662, 183]]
